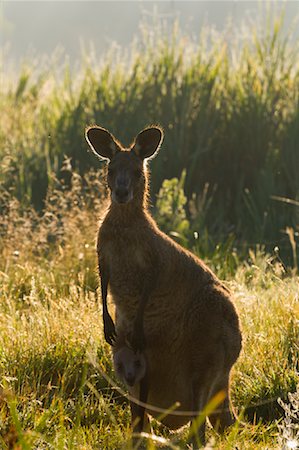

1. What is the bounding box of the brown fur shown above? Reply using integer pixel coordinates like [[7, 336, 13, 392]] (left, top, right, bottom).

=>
[[85, 125, 242, 446]]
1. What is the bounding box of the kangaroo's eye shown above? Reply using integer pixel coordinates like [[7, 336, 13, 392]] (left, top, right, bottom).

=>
[[117, 363, 123, 372]]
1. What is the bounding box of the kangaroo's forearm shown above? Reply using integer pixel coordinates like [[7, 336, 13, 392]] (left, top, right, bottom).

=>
[[99, 259, 109, 312], [99, 261, 116, 345]]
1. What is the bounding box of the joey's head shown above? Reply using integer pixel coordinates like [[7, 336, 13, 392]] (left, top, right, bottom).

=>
[[85, 126, 163, 205], [113, 346, 146, 387]]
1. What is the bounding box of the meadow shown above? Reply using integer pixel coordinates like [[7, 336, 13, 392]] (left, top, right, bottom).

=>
[[0, 12, 299, 450], [0, 170, 298, 449]]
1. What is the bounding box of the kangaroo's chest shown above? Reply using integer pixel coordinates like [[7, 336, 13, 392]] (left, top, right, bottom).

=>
[[100, 234, 151, 295]]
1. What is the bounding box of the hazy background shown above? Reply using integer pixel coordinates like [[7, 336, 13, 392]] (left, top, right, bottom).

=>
[[2, 1, 299, 68]]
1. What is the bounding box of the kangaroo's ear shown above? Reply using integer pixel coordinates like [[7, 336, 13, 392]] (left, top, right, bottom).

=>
[[132, 126, 163, 160], [85, 126, 121, 161]]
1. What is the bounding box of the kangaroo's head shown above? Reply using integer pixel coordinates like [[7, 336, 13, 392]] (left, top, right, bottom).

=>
[[113, 346, 146, 387], [85, 126, 163, 205]]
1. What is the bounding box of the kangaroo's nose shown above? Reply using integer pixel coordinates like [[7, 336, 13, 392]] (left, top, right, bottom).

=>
[[115, 186, 129, 202], [125, 374, 135, 386]]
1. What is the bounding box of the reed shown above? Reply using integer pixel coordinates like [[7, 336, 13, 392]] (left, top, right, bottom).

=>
[[1, 13, 298, 259]]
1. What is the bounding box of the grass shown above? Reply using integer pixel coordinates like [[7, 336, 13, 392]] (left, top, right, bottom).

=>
[[0, 171, 298, 449], [1, 11, 299, 262], [1, 8, 298, 448]]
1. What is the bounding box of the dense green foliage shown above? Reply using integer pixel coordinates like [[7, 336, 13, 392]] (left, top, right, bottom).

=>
[[1, 14, 298, 264]]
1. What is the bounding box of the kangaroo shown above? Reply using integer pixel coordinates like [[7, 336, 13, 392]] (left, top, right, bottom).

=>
[[85, 125, 242, 447], [113, 345, 146, 388], [113, 335, 149, 433]]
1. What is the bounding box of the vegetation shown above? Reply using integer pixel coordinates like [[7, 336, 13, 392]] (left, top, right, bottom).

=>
[[0, 171, 298, 449], [1, 13, 299, 264], [0, 10, 298, 450]]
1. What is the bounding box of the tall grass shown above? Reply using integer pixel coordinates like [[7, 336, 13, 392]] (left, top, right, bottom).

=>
[[1, 12, 298, 447], [1, 12, 299, 260], [0, 171, 298, 449]]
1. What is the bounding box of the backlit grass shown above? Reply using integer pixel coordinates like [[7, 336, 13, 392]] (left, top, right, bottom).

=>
[[1, 11, 299, 259], [0, 174, 298, 449]]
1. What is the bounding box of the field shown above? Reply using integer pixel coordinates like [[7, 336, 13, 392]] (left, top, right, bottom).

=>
[[0, 12, 299, 450], [0, 169, 298, 449]]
